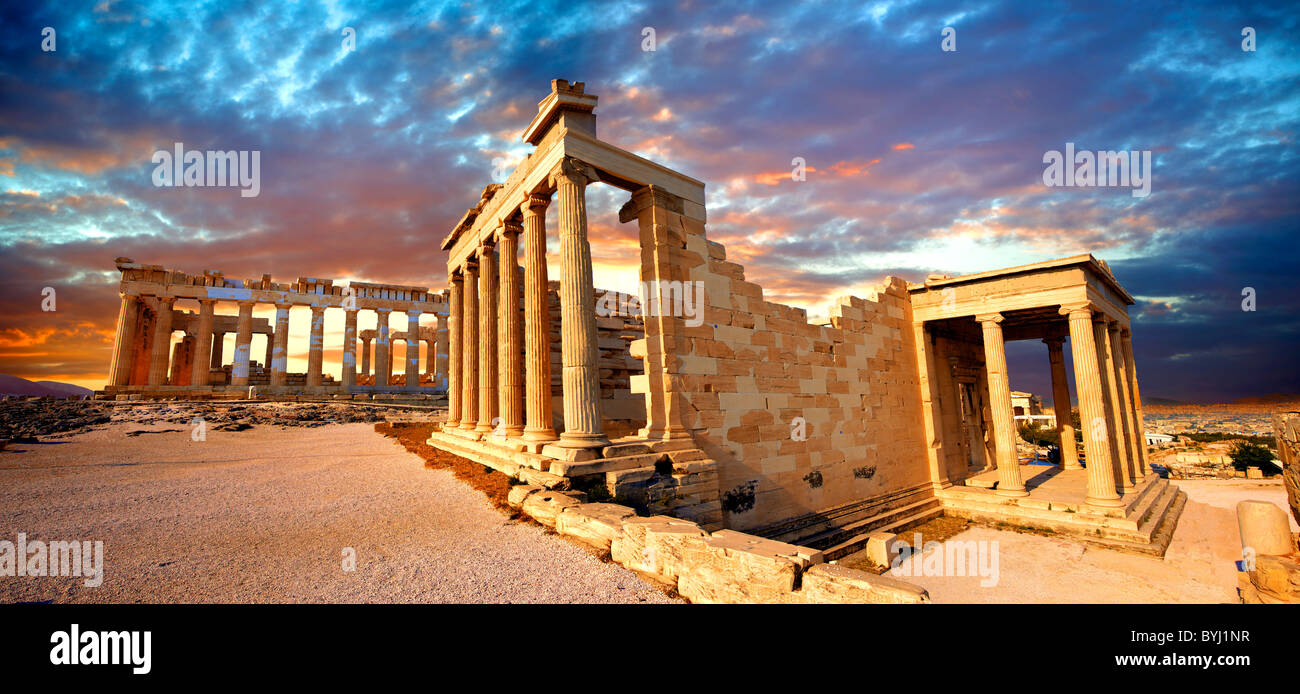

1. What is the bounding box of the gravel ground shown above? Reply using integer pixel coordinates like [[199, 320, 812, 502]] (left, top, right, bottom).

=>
[[0, 421, 678, 604], [885, 479, 1295, 603]]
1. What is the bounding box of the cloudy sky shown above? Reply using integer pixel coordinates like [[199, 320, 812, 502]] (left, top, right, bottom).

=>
[[1, 0, 1296, 402]]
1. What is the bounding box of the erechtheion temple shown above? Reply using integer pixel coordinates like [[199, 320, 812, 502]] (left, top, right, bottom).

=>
[[101, 79, 1187, 567], [423, 79, 1186, 557], [101, 258, 448, 400]]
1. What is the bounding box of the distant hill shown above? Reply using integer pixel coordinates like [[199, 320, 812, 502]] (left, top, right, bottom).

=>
[[1234, 393, 1300, 405], [0, 375, 93, 399], [1143, 396, 1189, 406]]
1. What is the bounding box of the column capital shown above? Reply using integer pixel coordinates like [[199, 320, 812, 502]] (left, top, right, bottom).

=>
[[1106, 321, 1122, 334], [520, 192, 550, 216], [310, 305, 326, 316], [480, 236, 496, 251], [548, 156, 598, 188], [236, 299, 256, 309], [1059, 302, 1092, 317], [618, 184, 686, 223], [375, 307, 391, 315], [406, 308, 421, 318], [153, 294, 176, 303], [501, 220, 523, 236], [197, 297, 216, 306], [1043, 335, 1065, 347], [273, 301, 293, 310], [344, 307, 359, 316], [974, 312, 1004, 325]]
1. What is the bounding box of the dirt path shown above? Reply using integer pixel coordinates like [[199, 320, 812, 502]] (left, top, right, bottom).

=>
[[0, 422, 677, 604]]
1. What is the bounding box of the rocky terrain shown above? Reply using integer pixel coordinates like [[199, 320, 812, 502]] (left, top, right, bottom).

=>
[[0, 398, 437, 443]]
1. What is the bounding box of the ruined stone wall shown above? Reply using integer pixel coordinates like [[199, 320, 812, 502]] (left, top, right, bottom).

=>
[[641, 205, 932, 536]]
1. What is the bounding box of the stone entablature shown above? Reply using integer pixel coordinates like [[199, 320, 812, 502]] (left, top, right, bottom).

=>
[[105, 257, 449, 397]]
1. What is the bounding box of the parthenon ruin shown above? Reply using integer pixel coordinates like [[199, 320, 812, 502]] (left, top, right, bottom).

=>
[[423, 79, 1186, 555], [102, 258, 448, 400]]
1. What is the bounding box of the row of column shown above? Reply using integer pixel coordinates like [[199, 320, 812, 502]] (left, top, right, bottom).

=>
[[444, 158, 608, 451], [109, 294, 440, 391], [357, 336, 441, 382], [976, 304, 1147, 506]]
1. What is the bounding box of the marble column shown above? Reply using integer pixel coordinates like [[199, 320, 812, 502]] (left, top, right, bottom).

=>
[[109, 293, 139, 386], [550, 158, 608, 449], [447, 273, 463, 427], [1094, 318, 1130, 491], [191, 299, 216, 387], [977, 313, 1026, 496], [270, 303, 291, 386], [147, 295, 176, 386], [1108, 323, 1140, 488], [498, 222, 524, 437], [520, 194, 556, 443], [1044, 336, 1081, 470], [405, 310, 421, 390], [306, 306, 326, 387], [210, 331, 225, 369], [460, 260, 479, 431], [374, 309, 391, 388], [342, 309, 358, 391], [230, 301, 255, 386], [434, 313, 449, 389], [1062, 303, 1121, 507], [360, 337, 371, 380], [1121, 331, 1149, 476], [476, 240, 499, 434]]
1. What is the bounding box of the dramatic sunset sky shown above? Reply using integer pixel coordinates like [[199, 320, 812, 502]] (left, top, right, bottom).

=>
[[1, 1, 1296, 401]]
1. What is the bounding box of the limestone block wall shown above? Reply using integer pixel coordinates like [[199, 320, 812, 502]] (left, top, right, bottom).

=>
[[642, 205, 931, 535]]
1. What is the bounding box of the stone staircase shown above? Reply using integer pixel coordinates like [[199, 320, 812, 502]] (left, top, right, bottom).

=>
[[938, 473, 1187, 556]]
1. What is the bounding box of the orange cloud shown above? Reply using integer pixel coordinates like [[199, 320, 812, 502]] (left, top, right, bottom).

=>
[[892, 143, 915, 150]]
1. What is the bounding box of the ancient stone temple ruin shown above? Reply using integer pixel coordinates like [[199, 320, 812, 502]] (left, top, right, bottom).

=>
[[101, 258, 448, 400], [426, 79, 1185, 558]]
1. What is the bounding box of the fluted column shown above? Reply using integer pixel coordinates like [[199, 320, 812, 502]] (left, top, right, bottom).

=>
[[460, 260, 480, 431], [109, 293, 139, 386], [360, 338, 371, 379], [1062, 303, 1121, 506], [1044, 336, 1080, 469], [520, 194, 556, 443], [550, 158, 608, 449], [270, 303, 291, 386], [498, 222, 524, 437], [434, 313, 449, 388], [147, 295, 176, 385], [406, 310, 421, 390], [477, 240, 499, 433], [191, 299, 216, 387], [1121, 331, 1149, 476], [447, 274, 463, 426], [977, 313, 1026, 496], [210, 331, 225, 369], [1107, 322, 1139, 488], [342, 309, 358, 391], [305, 306, 326, 387], [374, 309, 391, 388], [230, 301, 255, 386], [1093, 318, 1129, 491]]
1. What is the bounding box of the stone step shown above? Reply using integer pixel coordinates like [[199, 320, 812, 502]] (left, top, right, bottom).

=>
[[550, 452, 667, 477], [797, 498, 942, 554], [821, 504, 944, 561]]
